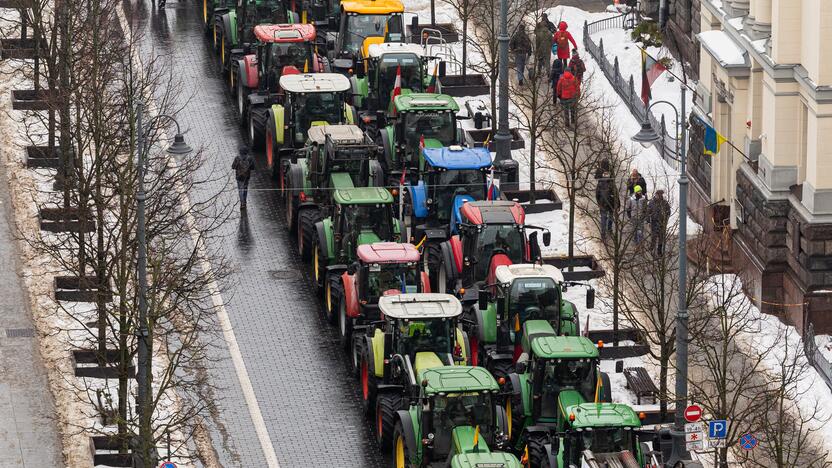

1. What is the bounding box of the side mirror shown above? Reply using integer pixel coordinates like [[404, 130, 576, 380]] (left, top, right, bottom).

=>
[[410, 15, 418, 31], [326, 38, 335, 51], [528, 231, 541, 262], [586, 287, 595, 309], [328, 16, 338, 30], [515, 361, 527, 374], [478, 289, 488, 311], [542, 230, 551, 247], [438, 60, 447, 77]]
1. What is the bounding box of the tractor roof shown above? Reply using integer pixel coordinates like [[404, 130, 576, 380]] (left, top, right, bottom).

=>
[[420, 366, 498, 394], [378, 293, 462, 319], [530, 335, 599, 359], [393, 93, 459, 112], [253, 24, 316, 43], [567, 403, 642, 429], [495, 264, 564, 285], [307, 124, 366, 145], [279, 73, 351, 94], [357, 242, 420, 264], [460, 201, 525, 225], [333, 187, 393, 205], [367, 42, 426, 58], [422, 146, 492, 170], [340, 0, 404, 14]]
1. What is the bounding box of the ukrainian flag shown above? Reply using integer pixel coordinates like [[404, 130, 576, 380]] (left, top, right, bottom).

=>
[[702, 120, 728, 156]]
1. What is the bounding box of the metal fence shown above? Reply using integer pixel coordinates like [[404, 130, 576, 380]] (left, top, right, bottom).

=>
[[803, 323, 832, 392], [583, 14, 680, 171]]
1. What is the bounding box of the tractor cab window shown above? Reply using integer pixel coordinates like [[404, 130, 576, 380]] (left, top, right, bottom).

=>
[[368, 264, 419, 298], [253, 1, 286, 23], [377, 54, 423, 104], [396, 319, 452, 360], [577, 427, 634, 456], [270, 42, 313, 71], [472, 225, 525, 280], [295, 92, 342, 130], [539, 357, 597, 410], [510, 278, 559, 323], [431, 392, 494, 457], [345, 204, 393, 242], [343, 14, 404, 55], [404, 112, 455, 150], [431, 169, 486, 222]]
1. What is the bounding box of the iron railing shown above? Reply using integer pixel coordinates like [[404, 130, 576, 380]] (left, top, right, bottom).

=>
[[583, 14, 680, 171], [804, 323, 832, 392]]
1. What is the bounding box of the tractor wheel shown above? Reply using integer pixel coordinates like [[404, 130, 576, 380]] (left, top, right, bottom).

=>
[[424, 243, 444, 293], [360, 347, 377, 416], [350, 333, 362, 377], [236, 77, 248, 121], [507, 388, 525, 445], [248, 106, 267, 151], [284, 186, 298, 234], [312, 238, 327, 292], [338, 289, 353, 352], [437, 262, 451, 294], [297, 208, 319, 261], [323, 275, 340, 325], [526, 432, 557, 468], [265, 113, 281, 182], [392, 421, 413, 466], [375, 393, 402, 451], [212, 21, 219, 49]]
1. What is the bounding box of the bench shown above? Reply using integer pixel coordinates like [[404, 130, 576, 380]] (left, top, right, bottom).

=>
[[624, 367, 659, 404]]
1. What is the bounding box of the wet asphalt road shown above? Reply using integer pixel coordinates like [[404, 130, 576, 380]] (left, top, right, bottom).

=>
[[121, 1, 385, 466]]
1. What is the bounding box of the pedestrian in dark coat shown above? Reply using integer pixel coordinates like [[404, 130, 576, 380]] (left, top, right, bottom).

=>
[[626, 168, 647, 196], [550, 59, 564, 98], [534, 20, 553, 76], [232, 147, 256, 210], [553, 21, 578, 68], [595, 170, 618, 241], [556, 71, 580, 127], [594, 158, 611, 180], [510, 24, 533, 85], [647, 190, 671, 255], [625, 185, 647, 244], [567, 49, 586, 83], [540, 13, 556, 34]]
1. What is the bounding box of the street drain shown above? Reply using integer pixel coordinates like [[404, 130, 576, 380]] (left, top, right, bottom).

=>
[[268, 270, 299, 280], [5, 328, 34, 338]]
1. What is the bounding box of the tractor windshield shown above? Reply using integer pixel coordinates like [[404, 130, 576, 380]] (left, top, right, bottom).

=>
[[346, 204, 393, 242], [295, 92, 343, 131], [405, 112, 455, 149], [542, 358, 597, 392], [431, 392, 494, 456], [343, 13, 404, 55], [270, 42, 314, 71], [574, 427, 635, 456], [473, 225, 525, 280], [377, 54, 423, 104], [510, 278, 559, 324], [431, 169, 486, 222], [397, 318, 453, 357], [368, 263, 420, 297]]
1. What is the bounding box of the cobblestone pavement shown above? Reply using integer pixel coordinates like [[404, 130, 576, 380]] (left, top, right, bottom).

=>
[[0, 155, 64, 465], [122, 1, 385, 466]]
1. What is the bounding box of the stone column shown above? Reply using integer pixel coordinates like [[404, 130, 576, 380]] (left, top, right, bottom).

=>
[[725, 0, 750, 17], [750, 0, 772, 39]]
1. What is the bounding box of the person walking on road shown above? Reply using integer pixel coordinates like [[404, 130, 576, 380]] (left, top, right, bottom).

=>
[[595, 170, 619, 241], [626, 168, 647, 196], [510, 24, 532, 85], [232, 147, 256, 210], [626, 185, 648, 244], [534, 18, 554, 77], [553, 21, 578, 68], [568, 48, 586, 83], [647, 189, 671, 255], [556, 71, 580, 127], [549, 59, 564, 100]]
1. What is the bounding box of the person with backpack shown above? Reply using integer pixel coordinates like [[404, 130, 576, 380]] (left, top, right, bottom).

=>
[[550, 59, 564, 100], [232, 147, 256, 210], [556, 71, 580, 127], [510, 24, 533, 85], [552, 21, 577, 68], [595, 169, 619, 241], [626, 185, 648, 244], [647, 189, 671, 255], [568, 48, 586, 83], [534, 20, 553, 76]]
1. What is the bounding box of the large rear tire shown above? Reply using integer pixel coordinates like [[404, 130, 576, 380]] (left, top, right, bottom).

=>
[[312, 238, 327, 293], [392, 421, 412, 466], [323, 274, 340, 325], [338, 288, 353, 352], [265, 112, 281, 182], [284, 183, 297, 234], [297, 208, 319, 261], [526, 432, 557, 468], [248, 106, 267, 151], [376, 393, 402, 451], [424, 242, 443, 293], [236, 73, 248, 118]]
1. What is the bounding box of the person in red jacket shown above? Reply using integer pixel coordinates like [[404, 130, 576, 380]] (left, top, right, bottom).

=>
[[553, 21, 578, 68], [556, 71, 580, 127]]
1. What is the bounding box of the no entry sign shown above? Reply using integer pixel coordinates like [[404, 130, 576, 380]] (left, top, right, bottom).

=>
[[684, 404, 703, 422]]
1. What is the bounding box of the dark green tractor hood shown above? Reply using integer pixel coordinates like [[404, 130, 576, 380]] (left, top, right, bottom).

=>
[[451, 426, 522, 468]]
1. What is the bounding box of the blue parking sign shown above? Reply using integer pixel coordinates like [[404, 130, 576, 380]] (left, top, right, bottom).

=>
[[160, 462, 177, 468], [709, 420, 728, 439]]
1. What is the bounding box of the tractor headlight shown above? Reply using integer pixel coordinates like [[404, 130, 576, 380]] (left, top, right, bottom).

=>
[[426, 198, 433, 205]]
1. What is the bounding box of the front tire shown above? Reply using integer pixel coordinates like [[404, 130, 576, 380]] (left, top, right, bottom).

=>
[[360, 347, 377, 416], [248, 106, 267, 151], [323, 274, 340, 325], [526, 432, 557, 468], [338, 291, 353, 351], [297, 208, 319, 261], [313, 239, 327, 292], [392, 421, 412, 466]]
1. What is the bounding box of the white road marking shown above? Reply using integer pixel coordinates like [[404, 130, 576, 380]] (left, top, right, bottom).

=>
[[115, 6, 281, 467]]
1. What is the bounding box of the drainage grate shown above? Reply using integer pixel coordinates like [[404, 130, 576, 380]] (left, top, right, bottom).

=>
[[5, 328, 35, 338], [268, 270, 299, 280]]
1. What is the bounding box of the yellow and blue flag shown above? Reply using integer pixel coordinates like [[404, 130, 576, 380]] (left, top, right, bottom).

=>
[[703, 122, 727, 156]]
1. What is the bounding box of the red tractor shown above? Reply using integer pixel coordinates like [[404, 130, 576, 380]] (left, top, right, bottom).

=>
[[334, 242, 431, 357]]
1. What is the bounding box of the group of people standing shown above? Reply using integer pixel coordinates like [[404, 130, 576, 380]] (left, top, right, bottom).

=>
[[510, 14, 586, 126], [594, 161, 671, 256]]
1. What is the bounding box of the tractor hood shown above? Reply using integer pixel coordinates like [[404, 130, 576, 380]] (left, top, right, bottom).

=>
[[450, 427, 522, 468], [567, 402, 642, 429]]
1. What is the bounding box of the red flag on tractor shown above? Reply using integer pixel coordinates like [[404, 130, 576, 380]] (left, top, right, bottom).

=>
[[640, 49, 667, 106], [426, 64, 438, 93], [391, 64, 402, 114]]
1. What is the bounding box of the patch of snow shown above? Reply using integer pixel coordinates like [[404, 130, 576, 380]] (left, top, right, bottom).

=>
[[698, 30, 748, 66], [727, 16, 743, 31]]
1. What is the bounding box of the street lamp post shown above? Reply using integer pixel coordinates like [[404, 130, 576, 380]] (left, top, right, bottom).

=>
[[492, 0, 518, 190], [632, 85, 698, 468], [134, 102, 192, 467]]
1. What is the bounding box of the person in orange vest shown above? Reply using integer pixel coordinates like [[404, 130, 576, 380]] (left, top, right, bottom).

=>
[[556, 70, 580, 127], [552, 21, 578, 69]]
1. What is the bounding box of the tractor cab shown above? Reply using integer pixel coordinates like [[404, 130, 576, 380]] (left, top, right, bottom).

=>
[[327, 0, 405, 73], [352, 42, 431, 116], [390, 366, 520, 466], [215, 0, 292, 69], [381, 93, 462, 175], [301, 124, 379, 194], [559, 403, 646, 468]]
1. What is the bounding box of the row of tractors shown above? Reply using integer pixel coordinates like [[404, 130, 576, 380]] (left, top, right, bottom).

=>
[[198, 1, 660, 467]]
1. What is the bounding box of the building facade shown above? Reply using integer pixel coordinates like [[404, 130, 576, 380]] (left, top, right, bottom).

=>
[[693, 0, 832, 331]]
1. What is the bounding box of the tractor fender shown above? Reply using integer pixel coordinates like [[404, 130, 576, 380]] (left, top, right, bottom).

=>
[[344, 104, 358, 125], [349, 76, 364, 109], [438, 240, 461, 283], [370, 331, 385, 377], [221, 13, 235, 47], [314, 220, 330, 260], [495, 405, 509, 437], [394, 410, 419, 457], [407, 181, 428, 219], [271, 104, 285, 145], [363, 335, 377, 377], [423, 228, 448, 241], [508, 373, 523, 398], [380, 126, 396, 170], [247, 93, 267, 106], [240, 54, 259, 89], [287, 163, 305, 200], [448, 236, 463, 274], [341, 272, 360, 318], [455, 328, 470, 365], [420, 272, 431, 293], [474, 307, 488, 343]]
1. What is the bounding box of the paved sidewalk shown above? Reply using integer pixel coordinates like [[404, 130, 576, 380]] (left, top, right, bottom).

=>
[[0, 163, 64, 467]]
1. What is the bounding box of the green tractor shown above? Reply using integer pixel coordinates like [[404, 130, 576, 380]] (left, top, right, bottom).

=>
[[506, 335, 635, 468], [554, 403, 652, 468], [381, 93, 464, 176], [214, 0, 296, 70], [470, 263, 595, 377], [390, 366, 522, 467], [311, 186, 399, 295], [251, 73, 356, 173], [284, 124, 383, 246], [355, 293, 470, 448], [203, 0, 234, 34]]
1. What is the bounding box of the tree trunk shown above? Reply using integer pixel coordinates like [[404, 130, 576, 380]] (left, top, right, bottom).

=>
[[529, 123, 536, 203], [612, 263, 620, 345], [659, 353, 668, 417], [461, 13, 468, 77], [567, 170, 576, 258]]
